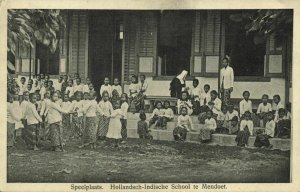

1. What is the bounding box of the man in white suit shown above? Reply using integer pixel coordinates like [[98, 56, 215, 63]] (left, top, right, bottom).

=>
[[220, 57, 234, 105]]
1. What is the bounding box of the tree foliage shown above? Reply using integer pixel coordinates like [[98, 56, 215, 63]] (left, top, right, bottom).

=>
[[7, 9, 66, 57], [229, 9, 293, 44]]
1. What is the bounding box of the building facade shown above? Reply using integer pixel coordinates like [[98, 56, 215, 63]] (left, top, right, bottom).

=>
[[14, 10, 292, 104]]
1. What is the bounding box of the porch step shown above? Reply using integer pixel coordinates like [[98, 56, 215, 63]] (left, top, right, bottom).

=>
[[127, 119, 266, 134], [127, 128, 290, 151]]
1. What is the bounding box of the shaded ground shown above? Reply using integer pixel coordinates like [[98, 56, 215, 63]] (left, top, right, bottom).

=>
[[7, 138, 290, 183]]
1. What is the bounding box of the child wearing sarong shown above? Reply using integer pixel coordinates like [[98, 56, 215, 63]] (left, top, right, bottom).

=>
[[236, 111, 253, 147], [173, 107, 194, 141], [23, 93, 43, 150], [70, 92, 84, 138], [106, 100, 123, 147], [120, 93, 129, 144], [47, 92, 70, 152], [79, 91, 103, 149], [61, 94, 72, 141], [199, 110, 217, 142], [39, 91, 51, 140], [97, 91, 114, 140], [275, 108, 291, 138]]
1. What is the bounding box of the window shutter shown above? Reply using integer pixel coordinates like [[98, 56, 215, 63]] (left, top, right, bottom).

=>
[[191, 10, 222, 76], [265, 34, 284, 77], [123, 13, 138, 83], [137, 12, 156, 75], [69, 11, 88, 78]]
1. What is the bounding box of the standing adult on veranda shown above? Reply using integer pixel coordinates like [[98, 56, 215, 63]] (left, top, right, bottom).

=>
[[220, 57, 234, 106]]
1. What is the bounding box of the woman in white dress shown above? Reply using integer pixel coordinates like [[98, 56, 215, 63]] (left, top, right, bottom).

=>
[[106, 100, 123, 147]]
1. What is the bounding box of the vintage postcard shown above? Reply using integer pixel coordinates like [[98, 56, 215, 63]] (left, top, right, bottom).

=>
[[0, 0, 300, 191]]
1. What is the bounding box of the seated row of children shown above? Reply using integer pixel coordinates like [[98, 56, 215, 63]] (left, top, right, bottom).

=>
[[146, 86, 291, 147]]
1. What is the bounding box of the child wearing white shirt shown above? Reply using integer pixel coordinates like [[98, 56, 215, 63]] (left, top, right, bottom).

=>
[[239, 91, 253, 117], [173, 107, 194, 141], [24, 93, 43, 150], [236, 111, 253, 147], [208, 90, 222, 116], [177, 91, 193, 115], [82, 77, 92, 93], [161, 101, 174, 129], [65, 79, 74, 98], [272, 94, 284, 121], [111, 78, 122, 109], [98, 91, 114, 140], [73, 78, 84, 93], [100, 77, 112, 98], [7, 94, 22, 147], [120, 93, 129, 143], [79, 91, 103, 149], [149, 101, 165, 129], [189, 79, 201, 115], [70, 92, 84, 138], [257, 94, 272, 127], [61, 94, 72, 141], [200, 110, 217, 142], [254, 112, 274, 149]]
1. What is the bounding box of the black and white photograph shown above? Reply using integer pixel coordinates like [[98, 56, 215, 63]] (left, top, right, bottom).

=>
[[2, 0, 299, 190]]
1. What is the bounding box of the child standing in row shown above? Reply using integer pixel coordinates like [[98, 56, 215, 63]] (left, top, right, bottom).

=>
[[120, 93, 129, 144], [23, 93, 43, 150], [70, 92, 84, 138], [79, 91, 104, 149], [61, 94, 72, 141], [98, 91, 114, 140], [111, 78, 122, 108], [106, 100, 123, 147]]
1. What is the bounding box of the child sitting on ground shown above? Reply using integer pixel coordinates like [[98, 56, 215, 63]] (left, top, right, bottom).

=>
[[177, 91, 193, 115], [149, 101, 164, 129], [257, 94, 272, 128], [235, 111, 253, 147], [173, 107, 194, 142], [254, 112, 275, 149], [137, 112, 153, 140], [199, 110, 217, 143]]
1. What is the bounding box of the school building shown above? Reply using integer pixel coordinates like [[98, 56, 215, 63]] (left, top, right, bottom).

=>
[[13, 10, 292, 106]]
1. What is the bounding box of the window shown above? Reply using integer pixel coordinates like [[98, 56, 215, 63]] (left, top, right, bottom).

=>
[[157, 11, 194, 76], [36, 42, 60, 75], [225, 11, 266, 77]]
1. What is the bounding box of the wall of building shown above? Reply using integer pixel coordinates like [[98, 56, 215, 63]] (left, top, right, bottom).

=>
[[124, 76, 286, 102]]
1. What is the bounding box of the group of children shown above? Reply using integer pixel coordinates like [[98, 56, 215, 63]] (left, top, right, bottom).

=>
[[146, 78, 291, 148], [7, 74, 292, 151], [7, 73, 131, 151]]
